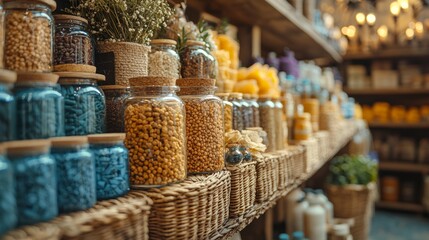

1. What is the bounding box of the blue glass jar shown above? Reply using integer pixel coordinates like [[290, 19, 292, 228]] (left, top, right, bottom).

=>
[[88, 133, 129, 200], [0, 69, 17, 142], [0, 146, 17, 235], [57, 72, 106, 136], [50, 136, 96, 213], [14, 73, 64, 140], [6, 140, 57, 226]]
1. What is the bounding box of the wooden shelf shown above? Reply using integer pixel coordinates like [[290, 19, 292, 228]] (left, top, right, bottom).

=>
[[344, 48, 429, 61], [187, 0, 342, 63], [368, 122, 429, 129], [376, 201, 424, 213], [378, 162, 429, 173], [345, 88, 429, 96]]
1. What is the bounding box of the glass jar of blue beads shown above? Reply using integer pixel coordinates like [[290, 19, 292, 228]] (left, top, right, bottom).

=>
[[88, 133, 129, 200], [5, 140, 57, 226], [57, 72, 106, 136], [0, 69, 17, 142], [14, 73, 64, 140], [0, 145, 17, 235], [50, 136, 96, 213]]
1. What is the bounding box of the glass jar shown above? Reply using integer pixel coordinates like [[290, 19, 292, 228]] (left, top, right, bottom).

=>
[[302, 98, 320, 132], [216, 93, 233, 133], [14, 73, 64, 140], [124, 77, 187, 188], [54, 14, 94, 66], [0, 146, 17, 235], [4, 0, 56, 72], [294, 113, 312, 141], [249, 95, 260, 128], [177, 79, 225, 174], [6, 140, 57, 226], [225, 144, 243, 166], [180, 40, 216, 79], [101, 85, 130, 133], [88, 133, 129, 200], [242, 94, 254, 129], [57, 72, 106, 136], [0, 69, 16, 142], [274, 99, 286, 150], [259, 97, 276, 152], [149, 39, 180, 79], [282, 92, 295, 141], [229, 92, 244, 131]]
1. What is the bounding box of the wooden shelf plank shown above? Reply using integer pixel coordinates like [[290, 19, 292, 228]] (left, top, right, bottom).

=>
[[345, 88, 429, 96], [344, 48, 429, 60], [378, 162, 429, 173], [368, 122, 429, 129], [376, 201, 424, 213]]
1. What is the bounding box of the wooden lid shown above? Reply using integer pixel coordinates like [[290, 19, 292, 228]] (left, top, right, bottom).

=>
[[56, 72, 106, 81], [100, 85, 130, 90], [229, 92, 243, 99], [88, 133, 125, 144], [4, 0, 57, 10], [16, 72, 59, 85], [54, 14, 88, 24], [186, 40, 206, 47], [5, 140, 50, 156], [54, 64, 96, 73], [0, 69, 17, 84], [50, 136, 88, 148], [151, 39, 177, 45], [215, 93, 230, 97], [258, 94, 272, 100], [129, 76, 176, 87], [176, 78, 215, 87]]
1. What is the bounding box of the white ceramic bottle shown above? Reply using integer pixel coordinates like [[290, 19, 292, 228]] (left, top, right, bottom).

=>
[[304, 195, 327, 240], [286, 189, 305, 235]]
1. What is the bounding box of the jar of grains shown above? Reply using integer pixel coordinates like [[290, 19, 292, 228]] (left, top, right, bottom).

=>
[[216, 93, 233, 133], [0, 145, 17, 235], [177, 78, 224, 173], [149, 39, 180, 79], [294, 113, 312, 141], [180, 40, 216, 79], [249, 94, 260, 128], [274, 98, 286, 150], [5, 140, 57, 226], [14, 73, 64, 140], [57, 72, 106, 136], [282, 92, 295, 141], [258, 97, 276, 152], [229, 92, 244, 131], [101, 85, 130, 133], [54, 14, 94, 66], [0, 69, 16, 142], [4, 0, 56, 72], [88, 133, 129, 200], [124, 77, 187, 188], [242, 94, 254, 129]]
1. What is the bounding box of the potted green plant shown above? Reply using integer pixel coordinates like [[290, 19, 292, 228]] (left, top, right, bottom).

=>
[[67, 0, 173, 86]]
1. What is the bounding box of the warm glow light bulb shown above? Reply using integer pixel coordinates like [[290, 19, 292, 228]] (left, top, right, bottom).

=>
[[416, 22, 424, 34], [405, 28, 414, 40], [390, 2, 400, 16], [356, 12, 366, 25], [341, 26, 349, 36], [398, 0, 409, 10], [366, 13, 376, 26], [377, 25, 388, 38], [347, 25, 357, 38]]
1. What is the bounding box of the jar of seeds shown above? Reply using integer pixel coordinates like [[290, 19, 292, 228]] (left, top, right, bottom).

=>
[[249, 94, 260, 128], [242, 94, 254, 129], [274, 98, 286, 150], [124, 77, 187, 188], [50, 136, 96, 213], [0, 145, 17, 235], [216, 93, 233, 133], [149, 39, 180, 79], [54, 14, 94, 66], [88, 133, 129, 200], [5, 140, 57, 226], [14, 73, 64, 140], [180, 40, 216, 79], [0, 69, 16, 142], [259, 97, 276, 152], [4, 0, 56, 72], [57, 72, 106, 136], [101, 85, 130, 133], [229, 93, 244, 131]]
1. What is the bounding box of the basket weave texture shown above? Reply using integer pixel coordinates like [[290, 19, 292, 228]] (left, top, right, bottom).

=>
[[314, 131, 330, 160], [297, 138, 319, 173], [227, 161, 257, 217], [255, 154, 279, 203]]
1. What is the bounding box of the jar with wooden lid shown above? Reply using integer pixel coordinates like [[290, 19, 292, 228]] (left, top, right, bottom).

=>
[[101, 85, 130, 133], [180, 40, 216, 79], [259, 97, 276, 152], [13, 73, 64, 140], [177, 78, 224, 174], [242, 94, 254, 129], [124, 77, 186, 187], [274, 98, 286, 150], [0, 69, 16, 142], [4, 0, 56, 72], [229, 92, 244, 131], [50, 136, 96, 213], [5, 140, 57, 226], [57, 72, 106, 136], [294, 113, 312, 141], [249, 94, 260, 128], [149, 39, 180, 79], [216, 93, 233, 133], [0, 145, 17, 235], [54, 14, 94, 66]]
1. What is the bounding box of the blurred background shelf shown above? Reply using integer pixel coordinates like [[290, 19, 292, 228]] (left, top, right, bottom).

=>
[[378, 162, 429, 173], [376, 201, 424, 213], [368, 123, 429, 129], [344, 48, 429, 61], [345, 88, 429, 96]]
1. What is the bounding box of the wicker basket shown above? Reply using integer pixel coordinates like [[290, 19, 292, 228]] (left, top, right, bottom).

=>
[[327, 183, 376, 240], [227, 161, 257, 217], [275, 150, 291, 190], [296, 138, 319, 173], [255, 154, 279, 203], [2, 223, 60, 240], [287, 145, 306, 182], [314, 131, 330, 160]]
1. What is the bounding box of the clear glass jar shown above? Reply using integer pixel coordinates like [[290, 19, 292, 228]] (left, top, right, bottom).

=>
[[149, 39, 180, 79], [6, 140, 57, 226], [0, 147, 17, 235], [0, 69, 16, 142], [180, 40, 216, 79], [282, 92, 295, 141], [0, 1, 5, 69], [4, 0, 55, 72], [294, 113, 312, 141], [259, 97, 276, 152], [242, 94, 254, 129], [225, 144, 243, 166], [249, 95, 260, 128], [177, 79, 225, 174], [14, 73, 64, 140], [124, 78, 187, 187], [50, 136, 96, 213], [229, 92, 244, 131], [101, 85, 130, 133], [274, 99, 286, 150], [54, 14, 94, 66], [88, 133, 129, 200], [216, 93, 233, 133], [57, 72, 106, 136]]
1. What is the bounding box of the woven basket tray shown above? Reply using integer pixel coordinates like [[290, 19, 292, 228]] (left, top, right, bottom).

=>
[[2, 223, 60, 240], [226, 161, 257, 218], [274, 150, 291, 190], [314, 131, 330, 160], [287, 145, 306, 182], [255, 154, 279, 203]]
